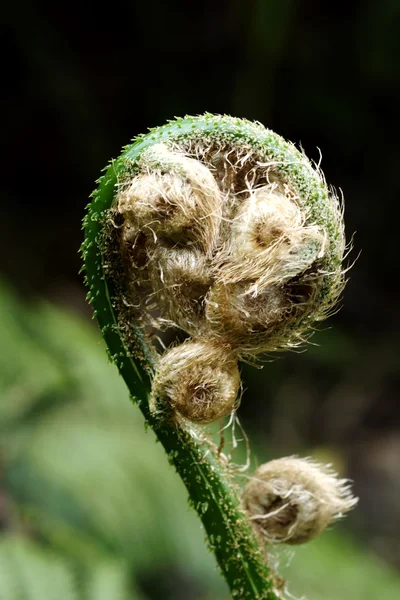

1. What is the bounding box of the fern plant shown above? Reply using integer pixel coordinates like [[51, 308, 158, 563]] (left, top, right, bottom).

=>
[[81, 114, 357, 599]]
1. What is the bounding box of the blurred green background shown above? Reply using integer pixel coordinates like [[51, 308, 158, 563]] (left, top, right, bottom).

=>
[[1, 1, 400, 598]]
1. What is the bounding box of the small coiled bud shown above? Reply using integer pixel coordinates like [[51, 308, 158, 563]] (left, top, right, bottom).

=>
[[148, 247, 212, 331], [117, 143, 222, 253], [205, 281, 289, 353], [242, 457, 358, 545], [228, 184, 327, 288], [151, 340, 240, 424]]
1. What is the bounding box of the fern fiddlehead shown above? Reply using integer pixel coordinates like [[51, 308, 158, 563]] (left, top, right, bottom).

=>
[[82, 114, 356, 599]]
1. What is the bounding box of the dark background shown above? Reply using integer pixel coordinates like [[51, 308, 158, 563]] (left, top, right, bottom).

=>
[[2, 0, 400, 584]]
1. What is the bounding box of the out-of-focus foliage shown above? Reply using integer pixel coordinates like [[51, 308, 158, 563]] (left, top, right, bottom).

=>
[[0, 280, 399, 599]]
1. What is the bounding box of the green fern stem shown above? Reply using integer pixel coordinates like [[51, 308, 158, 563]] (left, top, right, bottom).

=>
[[82, 114, 341, 599]]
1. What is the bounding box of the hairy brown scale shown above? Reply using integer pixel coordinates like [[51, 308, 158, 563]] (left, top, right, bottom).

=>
[[242, 457, 358, 545]]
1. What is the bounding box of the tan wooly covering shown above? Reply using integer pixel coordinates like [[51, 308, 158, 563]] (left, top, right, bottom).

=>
[[151, 340, 240, 424], [117, 144, 222, 254], [242, 457, 358, 545]]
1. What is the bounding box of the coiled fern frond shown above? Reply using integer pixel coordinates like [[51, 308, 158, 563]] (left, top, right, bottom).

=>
[[82, 114, 355, 599]]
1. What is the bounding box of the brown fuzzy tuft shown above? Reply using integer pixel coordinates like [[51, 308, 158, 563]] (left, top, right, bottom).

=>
[[242, 457, 358, 545], [117, 143, 223, 254], [148, 246, 212, 333], [151, 340, 241, 424]]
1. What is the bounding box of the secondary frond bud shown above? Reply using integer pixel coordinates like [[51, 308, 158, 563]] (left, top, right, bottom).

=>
[[151, 340, 240, 424], [205, 282, 290, 353], [148, 247, 212, 331], [242, 457, 358, 545], [228, 184, 327, 288], [117, 143, 222, 253]]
